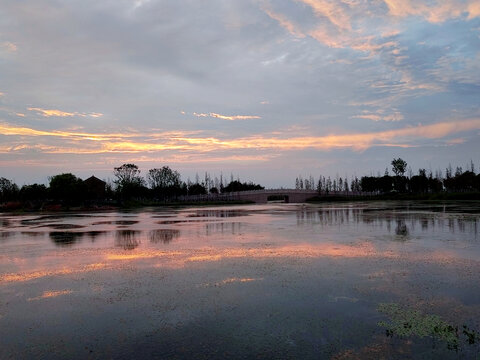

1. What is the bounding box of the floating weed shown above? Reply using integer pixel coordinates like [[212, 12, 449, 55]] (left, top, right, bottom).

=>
[[377, 303, 480, 352]]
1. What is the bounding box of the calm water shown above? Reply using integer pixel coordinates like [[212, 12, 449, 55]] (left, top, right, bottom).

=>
[[0, 201, 479, 359]]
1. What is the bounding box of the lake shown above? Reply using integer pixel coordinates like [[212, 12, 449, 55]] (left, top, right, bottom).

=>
[[1, 201, 479, 359]]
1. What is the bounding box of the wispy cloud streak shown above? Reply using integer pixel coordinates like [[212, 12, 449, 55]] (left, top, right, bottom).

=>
[[28, 107, 103, 118], [1, 119, 478, 154], [193, 112, 261, 120]]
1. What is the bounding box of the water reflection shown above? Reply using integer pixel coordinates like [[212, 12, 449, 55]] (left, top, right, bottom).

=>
[[85, 231, 108, 241], [92, 220, 139, 226], [294, 206, 479, 238], [205, 222, 243, 235], [47, 224, 85, 230], [115, 230, 141, 250], [1, 202, 479, 360], [21, 214, 94, 226], [188, 209, 250, 218], [0, 231, 14, 239], [50, 232, 84, 246], [395, 220, 409, 237], [0, 218, 12, 228], [149, 229, 180, 244], [21, 231, 45, 237]]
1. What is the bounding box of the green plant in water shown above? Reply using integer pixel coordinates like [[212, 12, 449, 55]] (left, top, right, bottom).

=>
[[377, 303, 479, 351]]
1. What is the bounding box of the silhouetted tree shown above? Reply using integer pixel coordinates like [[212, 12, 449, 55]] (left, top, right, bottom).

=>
[[114, 164, 144, 188], [20, 184, 48, 202], [147, 166, 184, 200], [147, 166, 181, 189], [316, 177, 323, 193], [343, 177, 349, 192], [113, 164, 146, 199], [188, 183, 207, 195], [455, 166, 463, 177], [0, 177, 19, 203], [446, 164, 453, 179], [391, 158, 407, 177], [379, 175, 394, 193], [361, 176, 377, 193], [223, 180, 264, 192], [409, 169, 428, 193], [49, 173, 86, 203]]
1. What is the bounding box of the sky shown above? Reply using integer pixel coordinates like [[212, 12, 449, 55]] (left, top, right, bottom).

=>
[[0, 0, 479, 187]]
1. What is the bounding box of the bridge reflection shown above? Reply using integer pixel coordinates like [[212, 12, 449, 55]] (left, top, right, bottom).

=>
[[179, 189, 355, 203]]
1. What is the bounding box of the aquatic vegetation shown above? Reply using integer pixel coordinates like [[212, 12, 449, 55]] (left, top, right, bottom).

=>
[[377, 303, 480, 351]]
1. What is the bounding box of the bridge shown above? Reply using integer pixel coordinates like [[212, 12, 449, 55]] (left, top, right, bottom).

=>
[[180, 189, 366, 204]]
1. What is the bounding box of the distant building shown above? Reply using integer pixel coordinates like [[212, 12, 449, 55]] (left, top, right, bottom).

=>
[[84, 176, 106, 199]]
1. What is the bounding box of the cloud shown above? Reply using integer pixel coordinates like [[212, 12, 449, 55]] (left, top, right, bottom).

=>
[[297, 0, 352, 31], [28, 108, 76, 117], [354, 110, 404, 122], [1, 41, 17, 53], [1, 118, 478, 154], [262, 6, 305, 38], [446, 138, 466, 145], [429, 53, 480, 85], [0, 0, 478, 184], [27, 107, 103, 118], [193, 112, 261, 121], [383, 0, 480, 23]]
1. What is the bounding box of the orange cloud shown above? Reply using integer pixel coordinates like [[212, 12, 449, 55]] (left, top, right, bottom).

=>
[[383, 0, 480, 23], [262, 6, 305, 38], [1, 41, 17, 53], [354, 111, 404, 122], [446, 138, 466, 145], [1, 118, 479, 154], [28, 107, 76, 117], [193, 112, 261, 120], [297, 0, 351, 31], [27, 107, 103, 118]]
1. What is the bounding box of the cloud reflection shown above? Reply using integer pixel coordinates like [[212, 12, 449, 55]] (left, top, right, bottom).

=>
[[0, 263, 108, 284], [27, 289, 73, 301]]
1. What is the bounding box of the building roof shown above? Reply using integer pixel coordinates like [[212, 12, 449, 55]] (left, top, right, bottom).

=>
[[84, 176, 106, 185]]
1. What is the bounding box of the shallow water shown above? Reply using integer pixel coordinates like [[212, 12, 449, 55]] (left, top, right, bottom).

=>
[[0, 201, 479, 359]]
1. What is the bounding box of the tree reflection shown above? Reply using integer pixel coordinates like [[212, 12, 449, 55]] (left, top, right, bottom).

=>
[[115, 230, 141, 250], [149, 229, 180, 244], [189, 209, 248, 218], [85, 231, 107, 241], [0, 218, 12, 228], [293, 206, 478, 238], [395, 220, 409, 237], [205, 222, 242, 235], [50, 232, 84, 247], [0, 231, 14, 239]]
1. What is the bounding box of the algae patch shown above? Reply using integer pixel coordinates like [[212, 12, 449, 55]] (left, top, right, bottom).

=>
[[377, 303, 479, 351]]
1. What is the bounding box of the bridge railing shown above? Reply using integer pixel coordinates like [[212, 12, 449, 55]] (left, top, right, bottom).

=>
[[178, 189, 375, 202]]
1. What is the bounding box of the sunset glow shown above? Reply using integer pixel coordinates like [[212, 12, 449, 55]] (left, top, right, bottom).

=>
[[0, 0, 478, 184]]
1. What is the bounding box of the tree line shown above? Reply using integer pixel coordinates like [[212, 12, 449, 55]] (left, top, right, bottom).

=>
[[0, 164, 264, 208], [295, 158, 480, 195]]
